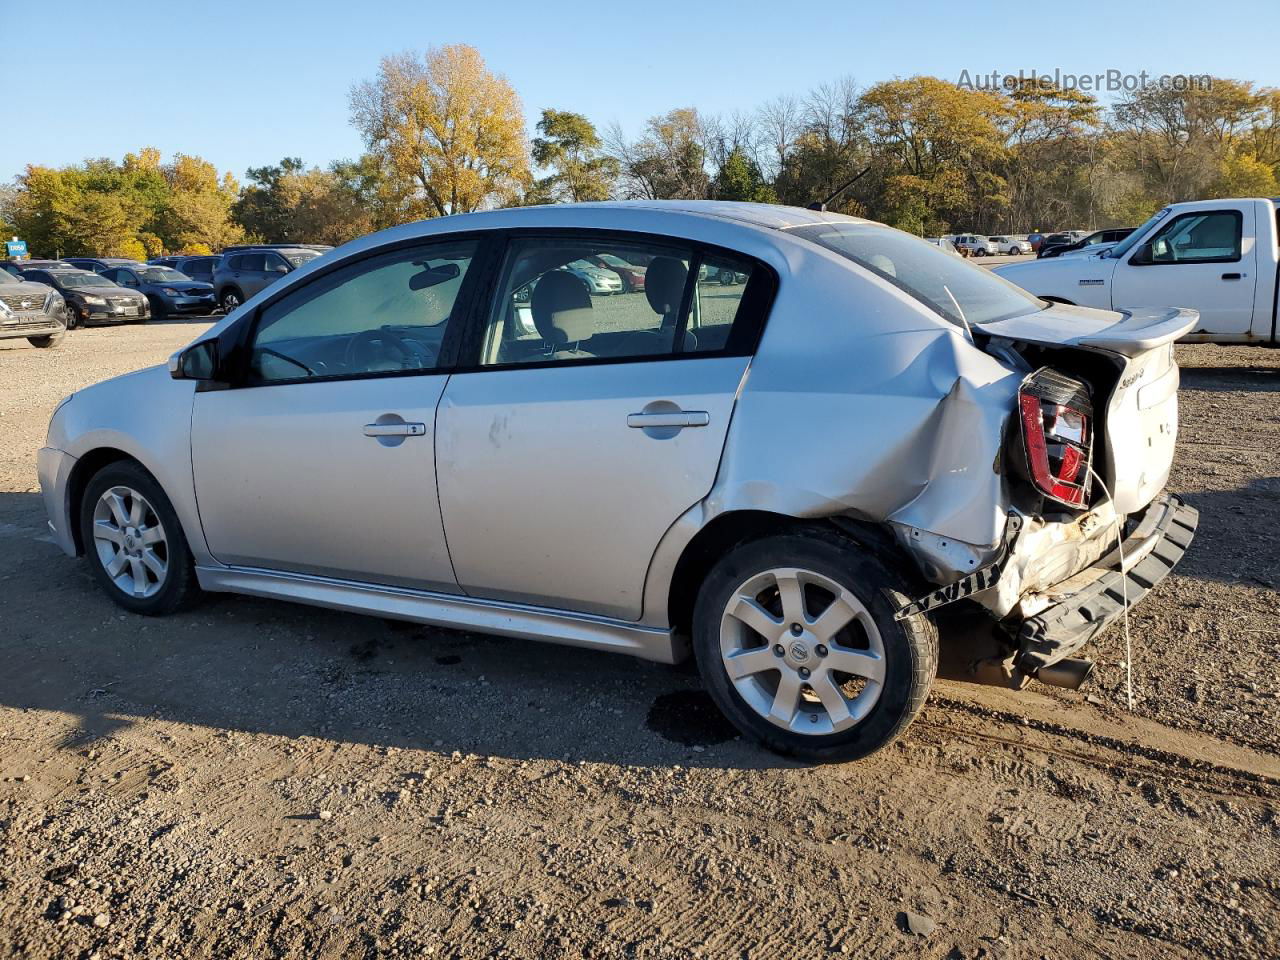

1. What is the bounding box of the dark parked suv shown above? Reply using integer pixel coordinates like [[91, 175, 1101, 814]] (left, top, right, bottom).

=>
[[211, 247, 324, 312]]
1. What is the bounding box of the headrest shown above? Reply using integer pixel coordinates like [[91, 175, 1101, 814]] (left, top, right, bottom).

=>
[[644, 256, 688, 318], [531, 270, 593, 344]]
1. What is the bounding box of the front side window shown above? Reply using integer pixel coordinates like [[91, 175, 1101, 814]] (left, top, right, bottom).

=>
[[264, 252, 291, 274], [247, 240, 477, 384], [790, 221, 1043, 328], [479, 236, 766, 366], [1145, 210, 1242, 264], [240, 254, 266, 272]]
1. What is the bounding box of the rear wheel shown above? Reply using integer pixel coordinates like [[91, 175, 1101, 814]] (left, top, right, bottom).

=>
[[692, 531, 936, 762], [79, 461, 200, 615], [27, 333, 64, 348]]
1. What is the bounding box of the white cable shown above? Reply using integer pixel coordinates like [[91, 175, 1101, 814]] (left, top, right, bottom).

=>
[[1088, 466, 1133, 711]]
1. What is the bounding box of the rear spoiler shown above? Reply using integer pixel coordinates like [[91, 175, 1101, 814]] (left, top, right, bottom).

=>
[[974, 306, 1198, 358]]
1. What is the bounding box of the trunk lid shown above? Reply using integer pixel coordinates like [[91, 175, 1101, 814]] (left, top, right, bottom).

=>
[[976, 303, 1196, 516]]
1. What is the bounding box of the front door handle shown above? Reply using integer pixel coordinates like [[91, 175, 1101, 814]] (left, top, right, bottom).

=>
[[627, 411, 710, 428], [363, 422, 426, 437], [1221, 272, 1242, 280]]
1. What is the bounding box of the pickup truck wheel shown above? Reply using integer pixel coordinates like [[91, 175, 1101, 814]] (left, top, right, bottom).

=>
[[27, 333, 64, 348], [79, 461, 200, 616], [692, 531, 937, 762]]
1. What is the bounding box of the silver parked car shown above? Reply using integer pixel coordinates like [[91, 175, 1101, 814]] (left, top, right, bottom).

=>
[[0, 268, 68, 347], [38, 202, 1198, 761]]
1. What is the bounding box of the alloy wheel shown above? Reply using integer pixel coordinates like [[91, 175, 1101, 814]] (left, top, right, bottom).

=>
[[91, 485, 169, 599], [719, 567, 885, 735]]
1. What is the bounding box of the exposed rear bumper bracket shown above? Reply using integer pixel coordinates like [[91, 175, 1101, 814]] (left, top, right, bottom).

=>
[[1015, 493, 1198, 673]]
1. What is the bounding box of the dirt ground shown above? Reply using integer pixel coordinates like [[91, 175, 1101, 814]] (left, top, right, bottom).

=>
[[0, 322, 1276, 959]]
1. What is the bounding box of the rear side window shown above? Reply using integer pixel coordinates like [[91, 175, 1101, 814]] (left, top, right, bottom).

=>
[[790, 222, 1043, 328], [225, 255, 243, 271], [477, 235, 771, 367]]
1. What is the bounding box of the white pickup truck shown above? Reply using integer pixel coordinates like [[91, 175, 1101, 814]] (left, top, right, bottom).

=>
[[994, 197, 1280, 344]]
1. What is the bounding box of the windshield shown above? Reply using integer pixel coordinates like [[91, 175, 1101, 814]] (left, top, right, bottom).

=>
[[137, 268, 187, 282], [1106, 209, 1169, 260], [790, 222, 1044, 328], [282, 250, 320, 267], [54, 272, 110, 288]]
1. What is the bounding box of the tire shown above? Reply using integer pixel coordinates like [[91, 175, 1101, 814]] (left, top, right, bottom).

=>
[[692, 530, 937, 763], [974, 249, 987, 257], [27, 333, 64, 348], [79, 460, 200, 616], [219, 288, 242, 313], [145, 295, 165, 322]]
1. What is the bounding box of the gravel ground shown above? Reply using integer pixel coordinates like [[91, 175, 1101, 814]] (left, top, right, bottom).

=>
[[0, 323, 1276, 959]]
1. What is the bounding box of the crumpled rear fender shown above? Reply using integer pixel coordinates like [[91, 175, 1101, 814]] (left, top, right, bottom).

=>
[[709, 327, 1021, 581]]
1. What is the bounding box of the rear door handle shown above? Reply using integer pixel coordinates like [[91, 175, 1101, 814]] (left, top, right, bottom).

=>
[[1221, 272, 1242, 280], [627, 411, 710, 428], [363, 422, 426, 437]]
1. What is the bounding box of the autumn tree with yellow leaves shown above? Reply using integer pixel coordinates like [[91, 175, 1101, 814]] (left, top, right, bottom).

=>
[[349, 44, 531, 217]]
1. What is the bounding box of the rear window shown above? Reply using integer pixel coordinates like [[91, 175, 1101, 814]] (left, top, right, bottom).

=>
[[789, 222, 1044, 328]]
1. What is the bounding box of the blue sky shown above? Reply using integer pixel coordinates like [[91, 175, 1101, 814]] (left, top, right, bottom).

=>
[[7, 0, 1280, 184]]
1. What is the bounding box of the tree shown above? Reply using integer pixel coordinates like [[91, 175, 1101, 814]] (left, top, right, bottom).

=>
[[528, 109, 617, 203], [349, 44, 530, 216], [712, 147, 775, 202], [608, 108, 710, 200], [232, 157, 306, 241]]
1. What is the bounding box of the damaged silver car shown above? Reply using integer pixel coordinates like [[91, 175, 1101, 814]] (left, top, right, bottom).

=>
[[37, 201, 1197, 761]]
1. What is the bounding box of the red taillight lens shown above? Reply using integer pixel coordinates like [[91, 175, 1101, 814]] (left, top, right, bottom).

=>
[[1017, 370, 1093, 508]]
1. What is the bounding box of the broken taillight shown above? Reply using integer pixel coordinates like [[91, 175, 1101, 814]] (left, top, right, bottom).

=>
[[1017, 368, 1093, 508]]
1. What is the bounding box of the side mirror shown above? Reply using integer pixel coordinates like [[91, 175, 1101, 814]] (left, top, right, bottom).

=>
[[1129, 242, 1154, 266], [169, 340, 218, 381]]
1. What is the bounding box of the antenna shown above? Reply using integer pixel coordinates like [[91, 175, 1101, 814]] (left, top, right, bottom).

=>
[[942, 284, 974, 344], [807, 166, 872, 212]]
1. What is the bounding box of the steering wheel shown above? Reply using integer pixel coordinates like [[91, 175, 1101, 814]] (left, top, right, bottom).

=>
[[343, 328, 429, 372]]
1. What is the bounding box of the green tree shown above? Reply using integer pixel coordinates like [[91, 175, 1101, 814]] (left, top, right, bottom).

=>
[[712, 147, 775, 202], [528, 109, 617, 203]]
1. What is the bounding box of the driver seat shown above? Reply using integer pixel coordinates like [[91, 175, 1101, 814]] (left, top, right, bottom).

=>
[[531, 271, 596, 359]]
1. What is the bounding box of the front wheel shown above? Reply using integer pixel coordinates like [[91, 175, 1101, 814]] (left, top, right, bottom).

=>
[[79, 461, 200, 615], [220, 289, 242, 313], [692, 531, 937, 762], [27, 333, 64, 348]]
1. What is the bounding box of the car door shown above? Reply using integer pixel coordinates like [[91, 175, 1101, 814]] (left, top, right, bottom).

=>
[[435, 233, 772, 621], [190, 237, 485, 590], [260, 252, 292, 293], [234, 253, 269, 297], [1110, 206, 1257, 335]]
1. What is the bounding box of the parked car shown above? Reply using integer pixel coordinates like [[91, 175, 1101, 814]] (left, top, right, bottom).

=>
[[168, 255, 221, 285], [988, 235, 1032, 255], [924, 237, 963, 257], [1038, 228, 1135, 260], [212, 247, 324, 312], [995, 198, 1280, 343], [38, 201, 1198, 762], [562, 258, 623, 295], [99, 264, 216, 319], [65, 257, 145, 275], [587, 253, 646, 291], [1, 259, 75, 279], [20, 268, 149, 327], [951, 234, 999, 257], [1034, 231, 1090, 259], [0, 268, 67, 347]]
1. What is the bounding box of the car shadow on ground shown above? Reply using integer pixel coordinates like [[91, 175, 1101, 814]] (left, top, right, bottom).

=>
[[0, 490, 787, 771]]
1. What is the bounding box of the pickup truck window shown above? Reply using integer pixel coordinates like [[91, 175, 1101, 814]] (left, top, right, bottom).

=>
[[1146, 210, 1242, 264]]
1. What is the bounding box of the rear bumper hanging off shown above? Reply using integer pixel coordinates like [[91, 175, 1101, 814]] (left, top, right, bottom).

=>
[[1015, 493, 1198, 673]]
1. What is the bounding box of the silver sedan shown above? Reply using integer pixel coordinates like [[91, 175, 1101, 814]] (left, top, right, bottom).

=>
[[38, 201, 1197, 761]]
